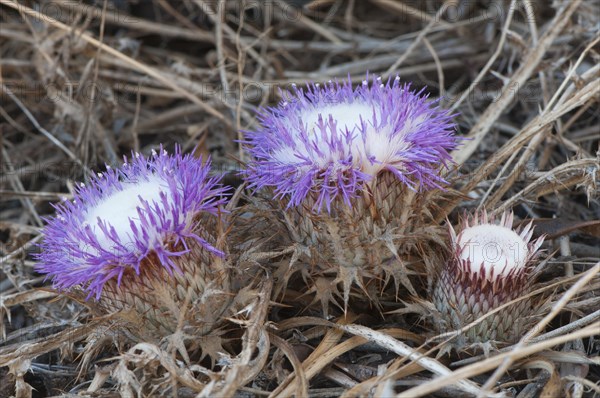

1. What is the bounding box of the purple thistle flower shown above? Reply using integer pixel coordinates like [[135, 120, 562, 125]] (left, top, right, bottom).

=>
[[36, 146, 228, 300], [241, 75, 461, 312], [243, 75, 459, 212]]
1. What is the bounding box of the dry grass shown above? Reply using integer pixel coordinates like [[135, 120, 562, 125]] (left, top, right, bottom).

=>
[[1, 0, 599, 397]]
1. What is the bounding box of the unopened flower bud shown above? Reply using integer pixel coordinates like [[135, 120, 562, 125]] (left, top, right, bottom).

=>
[[433, 211, 545, 348]]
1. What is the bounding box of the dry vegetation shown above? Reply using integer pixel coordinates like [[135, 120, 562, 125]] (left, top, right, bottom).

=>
[[1, 0, 599, 397]]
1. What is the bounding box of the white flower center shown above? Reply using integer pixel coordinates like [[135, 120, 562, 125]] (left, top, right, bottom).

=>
[[458, 224, 529, 279], [82, 175, 173, 253], [273, 102, 412, 177], [301, 102, 374, 137]]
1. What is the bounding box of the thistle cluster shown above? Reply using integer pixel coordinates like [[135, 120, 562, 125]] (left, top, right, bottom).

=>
[[35, 74, 547, 357]]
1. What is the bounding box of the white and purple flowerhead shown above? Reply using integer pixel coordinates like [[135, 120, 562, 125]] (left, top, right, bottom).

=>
[[243, 75, 459, 311], [433, 210, 545, 349], [36, 147, 231, 339], [244, 75, 458, 212]]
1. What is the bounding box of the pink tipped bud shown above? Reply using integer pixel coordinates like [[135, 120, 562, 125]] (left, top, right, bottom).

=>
[[433, 210, 544, 347]]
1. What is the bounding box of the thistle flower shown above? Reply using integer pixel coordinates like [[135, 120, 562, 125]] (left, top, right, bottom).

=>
[[243, 75, 459, 310], [36, 147, 231, 340], [432, 211, 545, 349]]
